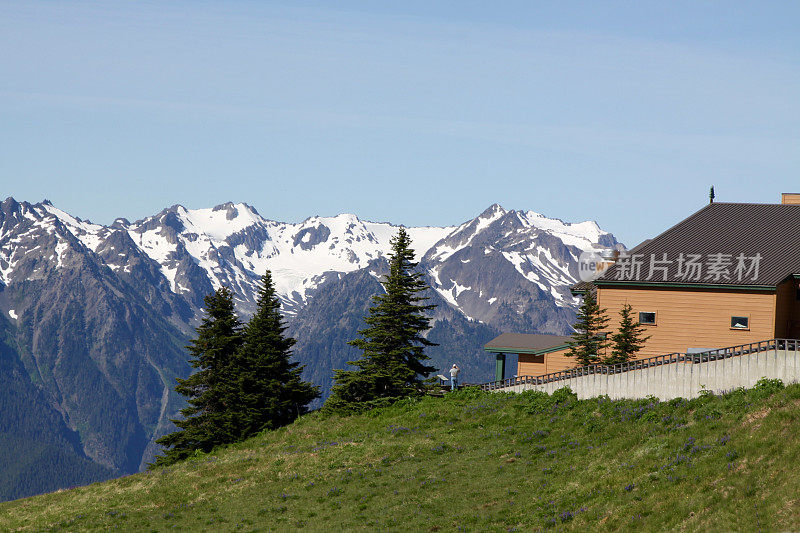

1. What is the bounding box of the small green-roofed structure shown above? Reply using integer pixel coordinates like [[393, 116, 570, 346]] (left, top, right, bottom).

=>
[[484, 333, 572, 381]]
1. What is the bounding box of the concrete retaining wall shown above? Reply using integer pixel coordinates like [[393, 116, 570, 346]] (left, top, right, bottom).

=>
[[494, 349, 800, 400]]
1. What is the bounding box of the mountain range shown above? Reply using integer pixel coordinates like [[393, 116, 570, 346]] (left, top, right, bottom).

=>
[[0, 196, 619, 501]]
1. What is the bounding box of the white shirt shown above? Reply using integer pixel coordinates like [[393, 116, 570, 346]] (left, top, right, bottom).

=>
[[449, 366, 459, 378]]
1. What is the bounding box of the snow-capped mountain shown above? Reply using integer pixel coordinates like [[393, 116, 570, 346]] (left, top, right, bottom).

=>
[[122, 202, 454, 316], [0, 198, 455, 318], [0, 197, 192, 501], [0, 196, 619, 501], [0, 197, 618, 330], [420, 204, 619, 332]]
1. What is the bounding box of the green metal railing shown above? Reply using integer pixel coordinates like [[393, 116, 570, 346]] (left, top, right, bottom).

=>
[[480, 338, 800, 391]]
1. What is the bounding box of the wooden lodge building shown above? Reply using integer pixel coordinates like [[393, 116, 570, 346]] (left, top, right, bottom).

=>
[[486, 193, 800, 382]]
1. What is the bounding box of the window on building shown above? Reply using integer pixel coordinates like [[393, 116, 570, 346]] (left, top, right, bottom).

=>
[[731, 316, 749, 330], [639, 312, 656, 325]]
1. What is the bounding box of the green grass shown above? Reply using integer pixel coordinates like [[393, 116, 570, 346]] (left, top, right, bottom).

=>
[[3, 380, 800, 532]]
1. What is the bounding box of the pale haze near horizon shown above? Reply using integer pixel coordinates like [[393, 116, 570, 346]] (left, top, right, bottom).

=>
[[0, 1, 798, 247]]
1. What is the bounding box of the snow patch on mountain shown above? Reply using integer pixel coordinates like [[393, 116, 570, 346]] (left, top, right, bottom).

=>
[[53, 241, 69, 269], [179, 203, 262, 241], [516, 210, 606, 248], [405, 226, 453, 258], [0, 250, 16, 285], [39, 202, 106, 252]]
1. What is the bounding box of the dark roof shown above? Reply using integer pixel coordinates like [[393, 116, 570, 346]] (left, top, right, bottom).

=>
[[628, 239, 652, 254], [597, 202, 800, 288], [484, 333, 572, 354], [570, 280, 594, 294]]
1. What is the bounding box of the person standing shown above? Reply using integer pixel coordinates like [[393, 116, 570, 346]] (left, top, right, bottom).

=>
[[449, 364, 460, 391]]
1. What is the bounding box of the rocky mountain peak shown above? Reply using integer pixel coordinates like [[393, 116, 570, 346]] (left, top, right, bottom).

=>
[[478, 203, 508, 218]]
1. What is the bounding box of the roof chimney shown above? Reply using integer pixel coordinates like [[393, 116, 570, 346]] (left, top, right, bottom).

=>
[[782, 193, 800, 205]]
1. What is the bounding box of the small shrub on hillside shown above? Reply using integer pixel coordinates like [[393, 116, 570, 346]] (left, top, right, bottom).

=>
[[754, 377, 784, 394], [551, 387, 578, 404], [520, 387, 578, 415]]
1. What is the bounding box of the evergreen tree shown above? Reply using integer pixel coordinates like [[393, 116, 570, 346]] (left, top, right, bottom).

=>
[[566, 290, 610, 366], [234, 271, 319, 438], [709, 185, 715, 203], [325, 228, 437, 412], [605, 303, 651, 365], [154, 287, 243, 466]]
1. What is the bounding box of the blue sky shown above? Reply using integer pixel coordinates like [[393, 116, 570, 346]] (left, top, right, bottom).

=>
[[1, 1, 798, 246]]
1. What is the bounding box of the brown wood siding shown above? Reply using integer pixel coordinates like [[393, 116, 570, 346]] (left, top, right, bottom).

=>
[[597, 285, 777, 358], [546, 347, 578, 372], [517, 347, 577, 377], [517, 354, 546, 377]]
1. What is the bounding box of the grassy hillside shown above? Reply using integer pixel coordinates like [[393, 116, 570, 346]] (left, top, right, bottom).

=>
[[3, 381, 800, 532]]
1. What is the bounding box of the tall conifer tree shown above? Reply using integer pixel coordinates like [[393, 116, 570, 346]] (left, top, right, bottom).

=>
[[566, 290, 610, 366], [605, 303, 651, 365], [154, 287, 242, 466], [234, 271, 319, 438], [325, 228, 436, 412]]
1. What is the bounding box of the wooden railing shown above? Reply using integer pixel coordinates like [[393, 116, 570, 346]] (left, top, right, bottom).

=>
[[480, 338, 800, 392]]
